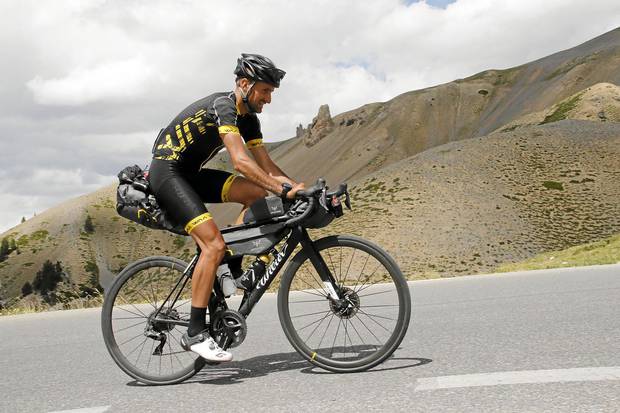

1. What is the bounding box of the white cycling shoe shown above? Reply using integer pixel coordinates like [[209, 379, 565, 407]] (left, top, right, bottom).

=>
[[180, 330, 233, 362]]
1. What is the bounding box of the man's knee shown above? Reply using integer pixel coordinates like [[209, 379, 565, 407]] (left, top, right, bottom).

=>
[[244, 185, 268, 207], [190, 222, 226, 259]]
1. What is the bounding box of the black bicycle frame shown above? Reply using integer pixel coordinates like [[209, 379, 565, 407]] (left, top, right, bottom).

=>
[[152, 225, 340, 327], [237, 226, 339, 317]]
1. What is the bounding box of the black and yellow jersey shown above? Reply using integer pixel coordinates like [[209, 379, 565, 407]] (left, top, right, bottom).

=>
[[152, 91, 264, 171]]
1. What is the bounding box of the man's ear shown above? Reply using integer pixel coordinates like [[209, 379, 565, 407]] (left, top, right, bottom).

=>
[[239, 78, 251, 91]]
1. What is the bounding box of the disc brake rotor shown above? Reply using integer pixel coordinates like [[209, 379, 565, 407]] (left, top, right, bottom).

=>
[[329, 287, 360, 319]]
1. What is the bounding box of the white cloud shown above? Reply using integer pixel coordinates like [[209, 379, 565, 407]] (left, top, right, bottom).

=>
[[27, 57, 160, 106], [1, 0, 620, 233]]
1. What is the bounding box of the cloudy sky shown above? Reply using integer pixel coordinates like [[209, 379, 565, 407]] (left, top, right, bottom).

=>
[[0, 0, 619, 233]]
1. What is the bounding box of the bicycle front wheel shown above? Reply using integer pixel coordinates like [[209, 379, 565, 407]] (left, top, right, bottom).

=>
[[101, 256, 205, 385], [277, 235, 411, 373]]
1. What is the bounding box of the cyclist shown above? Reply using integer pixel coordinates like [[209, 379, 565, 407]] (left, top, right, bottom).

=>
[[148, 53, 305, 362]]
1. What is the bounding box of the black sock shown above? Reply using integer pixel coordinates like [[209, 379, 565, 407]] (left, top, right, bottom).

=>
[[188, 306, 207, 337]]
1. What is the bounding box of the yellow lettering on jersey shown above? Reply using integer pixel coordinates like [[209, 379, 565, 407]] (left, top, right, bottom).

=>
[[156, 134, 181, 160], [183, 124, 194, 144], [174, 125, 187, 151], [191, 117, 205, 136]]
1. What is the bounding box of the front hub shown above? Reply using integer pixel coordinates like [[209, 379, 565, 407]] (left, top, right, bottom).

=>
[[329, 287, 360, 319]]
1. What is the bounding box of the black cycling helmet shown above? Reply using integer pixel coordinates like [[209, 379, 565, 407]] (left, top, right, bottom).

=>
[[234, 53, 286, 88]]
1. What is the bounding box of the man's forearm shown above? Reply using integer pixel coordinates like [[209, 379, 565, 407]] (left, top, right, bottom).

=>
[[234, 157, 283, 194]]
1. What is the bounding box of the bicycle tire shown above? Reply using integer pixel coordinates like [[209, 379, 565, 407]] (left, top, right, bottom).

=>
[[277, 235, 411, 373], [101, 256, 205, 385]]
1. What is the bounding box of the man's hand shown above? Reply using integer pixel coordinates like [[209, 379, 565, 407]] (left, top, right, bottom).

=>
[[286, 182, 306, 199], [270, 173, 296, 187]]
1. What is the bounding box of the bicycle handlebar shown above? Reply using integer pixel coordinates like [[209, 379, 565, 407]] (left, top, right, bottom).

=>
[[283, 178, 350, 227], [284, 196, 315, 226]]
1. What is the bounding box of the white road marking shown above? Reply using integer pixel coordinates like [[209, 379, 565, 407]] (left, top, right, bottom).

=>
[[415, 366, 620, 391], [48, 406, 111, 413]]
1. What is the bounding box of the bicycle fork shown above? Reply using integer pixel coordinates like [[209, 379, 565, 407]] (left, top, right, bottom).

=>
[[299, 228, 341, 301]]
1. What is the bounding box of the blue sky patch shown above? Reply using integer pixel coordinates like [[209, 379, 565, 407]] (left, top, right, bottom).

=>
[[404, 0, 457, 8]]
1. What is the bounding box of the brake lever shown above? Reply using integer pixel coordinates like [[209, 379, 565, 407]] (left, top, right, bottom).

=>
[[319, 187, 328, 210]]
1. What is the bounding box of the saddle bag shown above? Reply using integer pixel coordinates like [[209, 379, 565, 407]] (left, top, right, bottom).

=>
[[116, 165, 186, 235]]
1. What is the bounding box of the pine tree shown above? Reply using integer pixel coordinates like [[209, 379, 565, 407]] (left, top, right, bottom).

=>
[[9, 238, 16, 252], [54, 261, 64, 281], [84, 215, 95, 234], [22, 281, 33, 297], [33, 260, 63, 295], [21, 216, 26, 223], [0, 238, 8, 261]]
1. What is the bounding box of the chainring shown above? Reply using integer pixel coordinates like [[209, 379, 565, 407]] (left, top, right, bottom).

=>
[[210, 309, 247, 349]]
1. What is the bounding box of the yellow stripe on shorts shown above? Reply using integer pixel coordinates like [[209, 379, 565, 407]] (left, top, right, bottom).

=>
[[218, 125, 240, 134], [221, 175, 237, 202], [245, 138, 264, 149], [184, 212, 213, 234]]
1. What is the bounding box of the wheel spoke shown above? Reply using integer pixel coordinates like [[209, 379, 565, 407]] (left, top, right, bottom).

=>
[[296, 310, 332, 331], [113, 320, 147, 334], [356, 309, 395, 333], [112, 315, 147, 320], [294, 288, 327, 299], [344, 248, 356, 283], [291, 309, 333, 319], [350, 253, 371, 288], [316, 314, 335, 350], [358, 289, 394, 298], [330, 318, 343, 358], [119, 332, 145, 347], [325, 249, 338, 283], [126, 337, 149, 359], [302, 265, 330, 297], [354, 261, 383, 293], [289, 298, 329, 304], [360, 304, 399, 308], [117, 295, 148, 317], [105, 258, 201, 383], [304, 311, 332, 343], [281, 239, 410, 371], [352, 313, 384, 347]]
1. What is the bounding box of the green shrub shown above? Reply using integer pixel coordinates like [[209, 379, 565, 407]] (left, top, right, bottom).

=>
[[542, 181, 564, 190], [540, 93, 582, 124]]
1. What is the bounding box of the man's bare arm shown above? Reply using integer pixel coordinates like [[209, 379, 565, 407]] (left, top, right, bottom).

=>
[[248, 144, 297, 185], [221, 133, 284, 194]]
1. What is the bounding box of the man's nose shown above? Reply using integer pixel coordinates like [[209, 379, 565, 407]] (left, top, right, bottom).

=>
[[265, 92, 271, 104]]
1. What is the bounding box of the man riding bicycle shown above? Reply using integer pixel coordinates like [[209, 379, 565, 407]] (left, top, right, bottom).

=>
[[148, 53, 305, 362]]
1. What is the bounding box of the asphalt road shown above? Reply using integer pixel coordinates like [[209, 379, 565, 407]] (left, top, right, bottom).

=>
[[1, 264, 619, 413]]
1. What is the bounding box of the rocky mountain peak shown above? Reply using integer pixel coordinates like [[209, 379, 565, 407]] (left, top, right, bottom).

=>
[[297, 104, 334, 147]]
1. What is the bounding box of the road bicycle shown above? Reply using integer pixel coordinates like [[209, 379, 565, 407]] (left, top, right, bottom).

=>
[[101, 179, 411, 385]]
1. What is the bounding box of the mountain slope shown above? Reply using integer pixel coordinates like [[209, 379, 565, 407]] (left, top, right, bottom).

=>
[[314, 120, 620, 277], [267, 28, 620, 185]]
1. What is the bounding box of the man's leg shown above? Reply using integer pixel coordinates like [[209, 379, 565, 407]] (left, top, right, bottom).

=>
[[181, 216, 233, 361], [186, 216, 225, 331], [225, 176, 268, 224]]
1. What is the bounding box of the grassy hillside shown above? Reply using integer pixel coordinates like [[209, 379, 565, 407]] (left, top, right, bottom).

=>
[[309, 120, 620, 278], [496, 233, 620, 273]]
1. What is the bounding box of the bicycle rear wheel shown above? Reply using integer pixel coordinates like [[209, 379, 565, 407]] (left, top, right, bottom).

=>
[[277, 235, 411, 373], [101, 256, 205, 385]]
